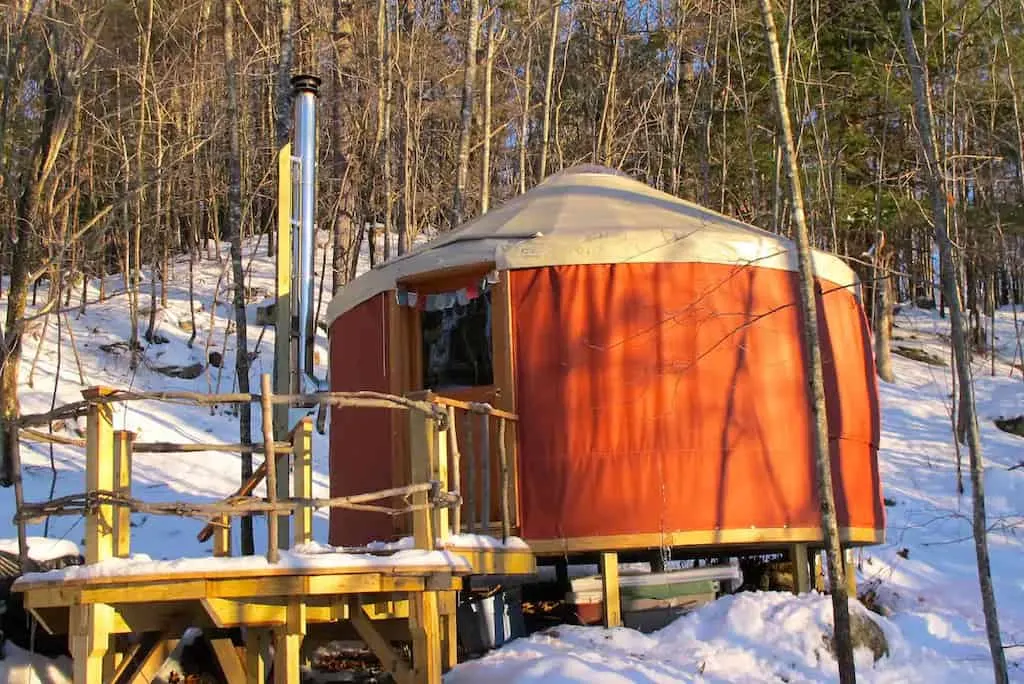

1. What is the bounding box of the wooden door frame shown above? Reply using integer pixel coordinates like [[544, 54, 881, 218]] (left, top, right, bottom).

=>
[[386, 266, 520, 535]]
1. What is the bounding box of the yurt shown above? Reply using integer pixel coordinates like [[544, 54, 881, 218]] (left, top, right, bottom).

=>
[[324, 166, 884, 555]]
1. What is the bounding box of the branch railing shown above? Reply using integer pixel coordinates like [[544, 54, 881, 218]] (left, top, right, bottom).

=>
[[10, 377, 463, 569], [10, 378, 522, 573], [408, 392, 520, 542]]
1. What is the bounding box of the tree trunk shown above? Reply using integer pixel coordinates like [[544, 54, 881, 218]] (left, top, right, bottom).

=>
[[899, 4, 1008, 682], [224, 0, 255, 557], [270, 0, 294, 258], [518, 1, 533, 194], [757, 1, 857, 682], [332, 0, 354, 287], [874, 232, 895, 383], [480, 15, 497, 213], [451, 0, 481, 228], [539, 1, 559, 180]]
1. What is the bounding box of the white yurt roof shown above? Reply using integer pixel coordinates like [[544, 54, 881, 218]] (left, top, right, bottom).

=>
[[325, 166, 859, 323]]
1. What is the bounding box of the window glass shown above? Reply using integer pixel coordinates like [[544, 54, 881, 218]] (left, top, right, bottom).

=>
[[421, 291, 493, 389]]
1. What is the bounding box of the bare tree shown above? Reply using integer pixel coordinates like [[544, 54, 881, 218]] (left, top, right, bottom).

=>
[[223, 0, 255, 556], [899, 3, 1008, 682], [451, 0, 482, 227], [757, 0, 856, 682]]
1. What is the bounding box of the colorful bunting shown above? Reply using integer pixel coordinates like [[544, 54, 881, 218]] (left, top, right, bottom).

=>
[[395, 270, 499, 311]]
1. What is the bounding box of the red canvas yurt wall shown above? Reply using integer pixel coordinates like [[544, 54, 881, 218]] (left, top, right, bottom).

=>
[[328, 293, 395, 546], [510, 262, 883, 546]]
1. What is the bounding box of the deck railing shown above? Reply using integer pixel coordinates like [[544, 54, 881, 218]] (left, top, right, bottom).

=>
[[10, 377, 460, 568]]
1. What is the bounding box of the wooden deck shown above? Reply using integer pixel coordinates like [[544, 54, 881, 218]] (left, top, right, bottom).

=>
[[10, 384, 537, 684]]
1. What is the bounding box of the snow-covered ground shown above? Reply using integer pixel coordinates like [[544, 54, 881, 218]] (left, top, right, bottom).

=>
[[2, 241, 1024, 682]]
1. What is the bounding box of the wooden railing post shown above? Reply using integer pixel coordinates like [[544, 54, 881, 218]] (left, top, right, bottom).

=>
[[479, 411, 491, 535], [292, 417, 313, 547], [446, 407, 462, 535], [409, 411, 437, 550], [213, 516, 232, 557], [260, 375, 279, 563], [497, 418, 510, 542], [83, 388, 115, 564], [113, 430, 135, 558]]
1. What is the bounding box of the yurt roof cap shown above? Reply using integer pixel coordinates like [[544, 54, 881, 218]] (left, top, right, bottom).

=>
[[325, 166, 858, 323]]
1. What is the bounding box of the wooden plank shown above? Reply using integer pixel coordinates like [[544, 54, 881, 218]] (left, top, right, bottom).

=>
[[790, 543, 810, 594], [445, 548, 535, 576], [434, 418, 449, 544], [113, 430, 134, 559], [409, 591, 442, 684], [84, 394, 115, 565], [214, 515, 232, 557], [209, 636, 247, 684], [446, 407, 462, 534], [497, 418, 510, 541], [126, 634, 185, 684], [438, 591, 458, 673], [261, 374, 280, 564], [600, 552, 621, 628], [273, 142, 294, 549], [388, 291, 410, 540], [198, 461, 268, 543], [479, 413, 490, 534], [292, 417, 313, 547], [349, 601, 413, 684], [490, 274, 520, 528], [245, 628, 269, 684], [273, 628, 303, 684], [70, 603, 113, 684], [845, 548, 858, 598], [524, 527, 886, 556], [409, 413, 436, 551]]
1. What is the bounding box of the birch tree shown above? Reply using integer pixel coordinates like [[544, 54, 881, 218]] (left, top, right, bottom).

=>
[[757, 0, 856, 681], [899, 2, 1008, 681]]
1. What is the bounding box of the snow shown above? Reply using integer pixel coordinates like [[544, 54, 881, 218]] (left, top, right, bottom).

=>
[[0, 537, 80, 563], [447, 592, 998, 683], [3, 235, 1024, 681], [14, 547, 470, 585], [0, 643, 72, 684], [366, 534, 531, 551]]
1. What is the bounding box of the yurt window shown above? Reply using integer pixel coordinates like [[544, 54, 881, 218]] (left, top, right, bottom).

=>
[[421, 291, 493, 390]]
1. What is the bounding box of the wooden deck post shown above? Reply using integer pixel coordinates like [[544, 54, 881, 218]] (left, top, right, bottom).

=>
[[844, 548, 857, 599], [410, 412, 437, 551], [600, 551, 621, 628], [83, 388, 115, 564], [439, 590, 459, 672], [410, 591, 442, 684], [789, 543, 810, 594], [70, 603, 114, 684], [292, 417, 313, 547], [113, 430, 134, 558], [273, 602, 305, 684], [245, 628, 269, 684]]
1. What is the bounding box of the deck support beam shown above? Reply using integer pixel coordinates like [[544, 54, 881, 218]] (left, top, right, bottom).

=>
[[789, 543, 810, 594], [600, 551, 621, 628]]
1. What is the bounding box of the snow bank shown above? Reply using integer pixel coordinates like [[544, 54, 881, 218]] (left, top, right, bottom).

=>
[[445, 592, 996, 683]]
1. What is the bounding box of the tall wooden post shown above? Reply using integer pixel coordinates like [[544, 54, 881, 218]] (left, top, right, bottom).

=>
[[273, 142, 293, 550], [292, 417, 313, 547], [76, 388, 116, 683], [789, 543, 810, 594], [113, 430, 135, 558], [83, 388, 115, 564], [410, 411, 438, 551]]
